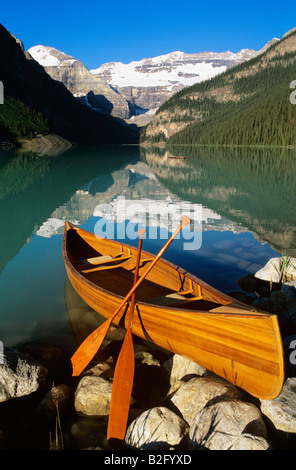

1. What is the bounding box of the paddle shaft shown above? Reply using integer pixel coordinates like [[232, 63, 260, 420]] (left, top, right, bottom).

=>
[[128, 229, 144, 327], [107, 229, 145, 441]]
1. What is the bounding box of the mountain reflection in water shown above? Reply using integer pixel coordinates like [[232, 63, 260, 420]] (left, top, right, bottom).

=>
[[0, 144, 294, 348]]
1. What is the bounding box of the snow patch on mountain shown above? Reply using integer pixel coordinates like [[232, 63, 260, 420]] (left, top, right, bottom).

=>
[[28, 45, 78, 67], [90, 49, 259, 90]]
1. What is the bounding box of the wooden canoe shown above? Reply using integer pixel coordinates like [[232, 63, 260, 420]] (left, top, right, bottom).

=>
[[62, 221, 284, 400]]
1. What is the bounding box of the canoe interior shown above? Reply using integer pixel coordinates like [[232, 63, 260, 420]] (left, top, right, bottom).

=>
[[65, 224, 235, 310]]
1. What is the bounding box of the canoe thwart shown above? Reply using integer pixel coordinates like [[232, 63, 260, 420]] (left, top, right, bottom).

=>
[[80, 256, 155, 274], [146, 291, 203, 307]]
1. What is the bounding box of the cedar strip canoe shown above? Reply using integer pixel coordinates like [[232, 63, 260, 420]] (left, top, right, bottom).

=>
[[62, 221, 284, 399]]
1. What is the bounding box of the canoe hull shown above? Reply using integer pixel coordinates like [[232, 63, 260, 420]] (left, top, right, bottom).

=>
[[63, 221, 284, 399]]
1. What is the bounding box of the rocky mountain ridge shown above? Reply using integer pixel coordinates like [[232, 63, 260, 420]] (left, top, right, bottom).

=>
[[90, 39, 278, 115], [28, 45, 131, 119], [28, 37, 278, 125]]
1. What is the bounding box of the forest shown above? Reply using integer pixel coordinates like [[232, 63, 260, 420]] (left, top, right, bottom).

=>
[[148, 31, 296, 148]]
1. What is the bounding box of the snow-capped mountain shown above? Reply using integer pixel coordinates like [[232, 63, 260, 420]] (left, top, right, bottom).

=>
[[28, 38, 279, 124], [28, 45, 132, 119], [91, 49, 255, 90], [90, 39, 279, 113]]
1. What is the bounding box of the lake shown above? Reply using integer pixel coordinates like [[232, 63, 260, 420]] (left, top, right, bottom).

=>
[[0, 144, 295, 351]]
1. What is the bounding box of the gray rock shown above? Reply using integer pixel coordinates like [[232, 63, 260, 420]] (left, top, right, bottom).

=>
[[70, 417, 109, 450], [259, 378, 296, 433], [0, 348, 48, 402], [229, 433, 272, 450], [189, 399, 268, 450], [169, 376, 240, 425], [163, 354, 206, 386], [125, 407, 188, 449], [255, 257, 296, 283]]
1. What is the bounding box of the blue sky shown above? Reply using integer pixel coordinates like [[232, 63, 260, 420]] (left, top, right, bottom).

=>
[[2, 0, 296, 69]]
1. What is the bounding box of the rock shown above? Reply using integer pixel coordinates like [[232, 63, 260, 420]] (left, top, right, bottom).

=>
[[285, 299, 296, 327], [227, 291, 255, 304], [19, 134, 73, 156], [70, 417, 109, 450], [252, 282, 296, 332], [133, 364, 168, 408], [0, 347, 48, 402], [168, 376, 240, 425], [281, 281, 296, 301], [259, 378, 296, 433], [125, 407, 188, 449], [20, 343, 63, 372], [74, 375, 113, 417], [229, 433, 272, 450], [163, 354, 206, 387], [82, 361, 114, 380], [237, 274, 260, 292], [189, 399, 268, 450], [134, 350, 161, 367], [255, 257, 296, 283]]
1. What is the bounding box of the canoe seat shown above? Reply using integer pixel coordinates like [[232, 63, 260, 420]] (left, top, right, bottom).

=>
[[78, 253, 131, 266], [146, 292, 187, 306], [146, 292, 203, 307], [79, 255, 154, 274]]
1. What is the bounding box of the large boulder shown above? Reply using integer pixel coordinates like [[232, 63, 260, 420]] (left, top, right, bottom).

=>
[[255, 257, 296, 284], [168, 376, 240, 425], [259, 378, 296, 433], [189, 399, 269, 450], [0, 347, 48, 402], [125, 407, 188, 449]]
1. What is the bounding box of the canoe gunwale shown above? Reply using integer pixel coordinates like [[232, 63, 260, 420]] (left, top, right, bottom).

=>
[[62, 221, 285, 400]]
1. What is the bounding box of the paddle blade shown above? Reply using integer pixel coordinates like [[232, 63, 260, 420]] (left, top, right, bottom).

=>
[[181, 215, 191, 227], [107, 329, 135, 441], [71, 318, 112, 376]]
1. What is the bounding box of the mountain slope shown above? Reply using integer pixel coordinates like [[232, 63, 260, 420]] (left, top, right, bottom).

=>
[[91, 39, 278, 113], [28, 45, 132, 119], [144, 29, 296, 147], [0, 24, 137, 146]]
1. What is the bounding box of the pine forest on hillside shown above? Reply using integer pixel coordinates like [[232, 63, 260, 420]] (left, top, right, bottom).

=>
[[144, 31, 296, 148]]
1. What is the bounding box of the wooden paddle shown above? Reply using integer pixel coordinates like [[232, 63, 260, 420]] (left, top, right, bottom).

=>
[[71, 215, 191, 376], [107, 228, 145, 442]]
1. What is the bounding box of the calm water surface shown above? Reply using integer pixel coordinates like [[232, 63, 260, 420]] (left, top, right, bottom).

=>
[[0, 144, 295, 350]]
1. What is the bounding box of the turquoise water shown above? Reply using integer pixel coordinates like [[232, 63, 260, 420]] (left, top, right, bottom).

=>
[[0, 144, 295, 350]]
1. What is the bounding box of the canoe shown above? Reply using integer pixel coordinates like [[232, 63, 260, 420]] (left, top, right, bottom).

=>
[[62, 221, 284, 400]]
